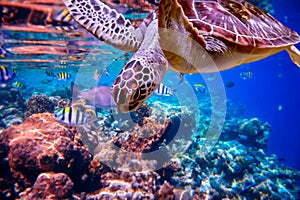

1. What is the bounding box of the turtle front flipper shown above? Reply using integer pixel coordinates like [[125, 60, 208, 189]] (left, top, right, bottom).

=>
[[287, 46, 300, 68], [112, 48, 167, 112], [63, 0, 144, 51]]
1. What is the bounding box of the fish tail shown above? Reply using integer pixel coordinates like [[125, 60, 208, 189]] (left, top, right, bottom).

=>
[[287, 45, 300, 68]]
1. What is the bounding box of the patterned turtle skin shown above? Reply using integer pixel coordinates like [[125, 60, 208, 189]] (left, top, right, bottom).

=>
[[63, 0, 300, 112]]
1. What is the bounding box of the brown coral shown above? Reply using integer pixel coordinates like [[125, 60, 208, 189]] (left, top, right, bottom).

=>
[[87, 170, 160, 199], [0, 113, 93, 189], [24, 94, 55, 117], [19, 172, 74, 199], [113, 115, 181, 153]]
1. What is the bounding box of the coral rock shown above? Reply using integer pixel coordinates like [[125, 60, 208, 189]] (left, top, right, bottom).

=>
[[25, 94, 55, 117], [87, 170, 159, 199], [19, 172, 74, 199], [0, 87, 25, 128], [113, 115, 182, 153], [0, 113, 92, 188], [130, 103, 151, 126]]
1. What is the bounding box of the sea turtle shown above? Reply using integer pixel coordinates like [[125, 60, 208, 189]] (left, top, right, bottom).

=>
[[63, 0, 300, 112]]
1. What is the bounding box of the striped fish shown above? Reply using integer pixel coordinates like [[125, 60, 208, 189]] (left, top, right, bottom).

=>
[[53, 106, 89, 126], [0, 65, 13, 82], [52, 9, 78, 31], [57, 72, 71, 80], [53, 25, 77, 31], [155, 83, 175, 96], [13, 81, 26, 89], [53, 9, 73, 23]]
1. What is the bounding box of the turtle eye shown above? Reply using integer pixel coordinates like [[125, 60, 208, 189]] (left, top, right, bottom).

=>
[[132, 88, 140, 101]]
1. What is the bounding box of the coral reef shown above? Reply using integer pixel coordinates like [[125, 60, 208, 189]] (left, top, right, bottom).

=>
[[112, 116, 173, 153], [170, 139, 300, 199], [129, 103, 151, 126], [0, 102, 299, 199], [24, 94, 56, 117], [218, 117, 271, 151], [19, 172, 74, 199], [0, 113, 109, 198], [0, 110, 185, 199], [87, 171, 159, 199], [0, 87, 25, 129]]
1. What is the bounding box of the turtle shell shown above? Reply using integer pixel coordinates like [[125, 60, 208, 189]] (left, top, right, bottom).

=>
[[159, 0, 300, 52]]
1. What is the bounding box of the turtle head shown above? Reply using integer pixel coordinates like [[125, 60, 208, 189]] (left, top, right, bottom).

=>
[[112, 49, 167, 112]]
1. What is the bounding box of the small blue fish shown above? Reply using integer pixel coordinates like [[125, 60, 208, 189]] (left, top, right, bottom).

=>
[[194, 83, 206, 93], [240, 71, 253, 80], [278, 104, 283, 111], [13, 81, 26, 89], [45, 69, 54, 77], [41, 79, 52, 84], [57, 72, 71, 80], [239, 135, 248, 140], [53, 106, 89, 126], [103, 68, 110, 76], [155, 83, 175, 96], [225, 81, 235, 88]]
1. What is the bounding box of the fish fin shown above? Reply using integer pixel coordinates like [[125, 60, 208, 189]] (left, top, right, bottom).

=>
[[287, 45, 300, 67], [171, 89, 176, 96], [177, 73, 184, 85]]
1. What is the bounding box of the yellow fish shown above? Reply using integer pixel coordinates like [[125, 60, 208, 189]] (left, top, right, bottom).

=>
[[194, 83, 206, 93], [94, 69, 100, 81]]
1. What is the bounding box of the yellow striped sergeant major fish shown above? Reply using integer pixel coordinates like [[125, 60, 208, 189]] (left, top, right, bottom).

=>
[[53, 106, 89, 126], [13, 81, 26, 89], [155, 83, 175, 96], [57, 72, 71, 80]]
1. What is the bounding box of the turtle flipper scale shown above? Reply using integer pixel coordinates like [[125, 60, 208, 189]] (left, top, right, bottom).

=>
[[112, 49, 167, 112], [63, 0, 143, 51]]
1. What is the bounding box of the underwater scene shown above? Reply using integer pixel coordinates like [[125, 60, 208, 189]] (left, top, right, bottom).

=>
[[0, 0, 300, 199]]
